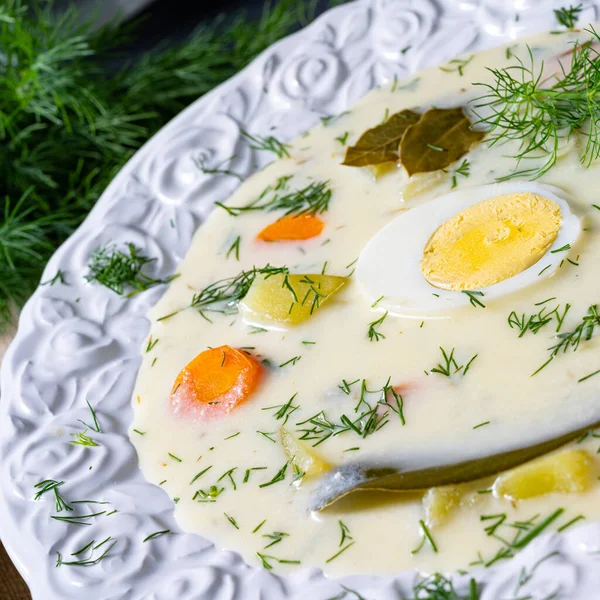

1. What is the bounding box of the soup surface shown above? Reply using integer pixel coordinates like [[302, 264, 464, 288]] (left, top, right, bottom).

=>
[[131, 28, 600, 576]]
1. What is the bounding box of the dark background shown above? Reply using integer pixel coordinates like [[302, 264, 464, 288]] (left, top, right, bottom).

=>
[[0, 0, 329, 597]]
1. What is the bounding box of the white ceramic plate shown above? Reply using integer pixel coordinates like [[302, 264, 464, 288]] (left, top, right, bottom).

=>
[[4, 1, 600, 598]]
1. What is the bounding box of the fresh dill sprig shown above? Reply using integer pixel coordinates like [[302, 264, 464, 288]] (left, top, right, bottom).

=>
[[0, 0, 324, 331], [85, 243, 177, 296], [508, 302, 570, 337], [474, 508, 565, 567], [554, 4, 583, 29], [430, 347, 477, 378], [189, 264, 289, 317], [218, 178, 331, 217], [262, 394, 299, 425], [296, 377, 404, 446], [367, 311, 388, 342], [474, 30, 600, 179], [241, 129, 291, 158], [534, 304, 600, 374]]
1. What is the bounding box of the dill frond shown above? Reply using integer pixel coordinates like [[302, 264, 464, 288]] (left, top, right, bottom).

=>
[[475, 28, 600, 179], [0, 0, 330, 330]]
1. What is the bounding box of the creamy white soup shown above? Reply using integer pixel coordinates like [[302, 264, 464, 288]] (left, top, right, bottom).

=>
[[130, 27, 600, 576]]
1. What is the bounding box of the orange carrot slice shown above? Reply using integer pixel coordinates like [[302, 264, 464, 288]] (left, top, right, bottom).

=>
[[257, 214, 325, 241], [170, 345, 262, 420]]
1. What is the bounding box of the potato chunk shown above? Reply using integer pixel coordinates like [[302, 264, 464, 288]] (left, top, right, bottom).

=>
[[423, 485, 463, 528], [494, 449, 594, 502], [240, 273, 347, 325], [403, 170, 449, 201], [280, 427, 330, 478], [366, 162, 399, 180]]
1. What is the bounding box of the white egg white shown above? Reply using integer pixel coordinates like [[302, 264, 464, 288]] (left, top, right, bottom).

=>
[[356, 182, 581, 318]]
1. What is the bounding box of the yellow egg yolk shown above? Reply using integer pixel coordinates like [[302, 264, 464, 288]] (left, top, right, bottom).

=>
[[421, 192, 562, 291]]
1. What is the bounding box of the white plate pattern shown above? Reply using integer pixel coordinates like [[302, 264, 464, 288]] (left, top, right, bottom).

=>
[[3, 1, 600, 598]]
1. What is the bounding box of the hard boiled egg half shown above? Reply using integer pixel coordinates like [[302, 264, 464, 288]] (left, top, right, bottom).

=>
[[356, 183, 581, 317]]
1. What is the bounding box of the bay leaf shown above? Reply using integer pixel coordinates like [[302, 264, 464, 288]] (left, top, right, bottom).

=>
[[342, 109, 420, 167], [400, 107, 484, 176]]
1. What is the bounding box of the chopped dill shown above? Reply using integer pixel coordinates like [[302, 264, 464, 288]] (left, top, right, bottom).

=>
[[168, 453, 182, 462], [224, 513, 240, 529], [145, 337, 159, 353], [259, 461, 289, 488], [256, 552, 300, 569], [579, 368, 600, 382], [41, 270, 65, 286], [85, 243, 177, 296], [241, 129, 290, 158], [226, 235, 241, 260], [533, 304, 600, 375], [411, 520, 438, 554], [253, 519, 267, 533], [217, 467, 238, 490], [325, 541, 356, 563], [56, 538, 118, 567], [431, 347, 477, 378], [193, 485, 224, 503], [217, 179, 331, 217], [450, 159, 470, 188], [34, 479, 72, 512], [78, 399, 101, 433], [194, 154, 242, 180], [262, 531, 289, 549], [296, 377, 404, 446], [335, 132, 349, 145], [190, 264, 289, 317], [243, 466, 268, 483], [279, 355, 301, 367], [262, 394, 299, 425], [52, 510, 107, 526], [70, 430, 99, 447], [367, 311, 388, 342], [462, 290, 485, 308], [257, 430, 277, 443], [190, 466, 213, 485], [508, 302, 570, 337], [439, 55, 474, 76], [554, 4, 583, 29], [143, 529, 171, 542]]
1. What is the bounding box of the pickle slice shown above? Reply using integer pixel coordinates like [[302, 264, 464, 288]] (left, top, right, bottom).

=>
[[310, 419, 600, 511]]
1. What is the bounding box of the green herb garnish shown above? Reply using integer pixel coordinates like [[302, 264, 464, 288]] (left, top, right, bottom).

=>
[[85, 243, 177, 296]]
